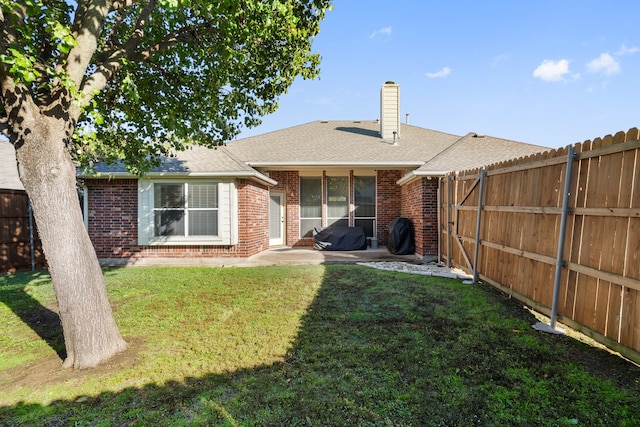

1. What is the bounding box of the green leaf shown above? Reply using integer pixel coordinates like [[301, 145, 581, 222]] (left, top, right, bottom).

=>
[[5, 0, 333, 172]]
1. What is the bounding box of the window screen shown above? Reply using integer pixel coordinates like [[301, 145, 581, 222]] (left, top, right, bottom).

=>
[[354, 176, 376, 237], [300, 177, 322, 238], [153, 183, 218, 237], [327, 176, 348, 226]]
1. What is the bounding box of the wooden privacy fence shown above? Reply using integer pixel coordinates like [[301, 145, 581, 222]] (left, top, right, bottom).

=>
[[441, 128, 640, 363], [0, 189, 45, 273]]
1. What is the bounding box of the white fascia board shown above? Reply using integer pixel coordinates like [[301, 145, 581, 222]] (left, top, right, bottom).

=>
[[246, 161, 425, 168], [76, 171, 135, 179], [396, 169, 450, 186], [78, 171, 277, 186]]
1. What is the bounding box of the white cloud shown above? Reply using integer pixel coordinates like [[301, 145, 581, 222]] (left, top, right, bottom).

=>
[[533, 59, 571, 82], [587, 53, 620, 75], [425, 67, 451, 79], [491, 54, 508, 67], [369, 26, 392, 39], [615, 44, 639, 56]]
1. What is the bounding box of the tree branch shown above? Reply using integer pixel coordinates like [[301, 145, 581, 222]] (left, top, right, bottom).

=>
[[79, 50, 125, 99], [0, 2, 26, 74], [0, 74, 39, 147], [79, 0, 157, 101], [122, 0, 157, 52], [80, 19, 209, 99], [66, 0, 113, 87], [110, 0, 138, 12]]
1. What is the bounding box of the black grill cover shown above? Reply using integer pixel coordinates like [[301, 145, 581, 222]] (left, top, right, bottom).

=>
[[313, 226, 367, 251], [387, 218, 415, 255]]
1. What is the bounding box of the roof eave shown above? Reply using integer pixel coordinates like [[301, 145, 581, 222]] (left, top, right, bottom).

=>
[[246, 161, 425, 168], [397, 169, 450, 186], [78, 171, 277, 186]]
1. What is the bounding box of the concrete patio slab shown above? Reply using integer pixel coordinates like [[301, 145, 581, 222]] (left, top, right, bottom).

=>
[[101, 247, 429, 268]]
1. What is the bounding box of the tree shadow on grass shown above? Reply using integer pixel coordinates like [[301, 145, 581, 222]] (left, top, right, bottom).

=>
[[2, 266, 640, 426], [0, 270, 66, 361]]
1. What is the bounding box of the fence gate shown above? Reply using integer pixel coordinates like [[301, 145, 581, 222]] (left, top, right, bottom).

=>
[[442, 169, 485, 281]]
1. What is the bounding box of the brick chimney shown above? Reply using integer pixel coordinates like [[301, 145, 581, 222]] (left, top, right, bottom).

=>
[[380, 81, 400, 141]]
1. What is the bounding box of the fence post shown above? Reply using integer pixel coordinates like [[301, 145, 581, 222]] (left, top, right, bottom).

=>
[[473, 168, 485, 283], [533, 145, 575, 334]]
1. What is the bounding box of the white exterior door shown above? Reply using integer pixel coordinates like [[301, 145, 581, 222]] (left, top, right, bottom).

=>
[[269, 192, 285, 246]]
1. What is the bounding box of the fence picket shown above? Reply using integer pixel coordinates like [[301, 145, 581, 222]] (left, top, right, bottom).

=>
[[441, 127, 640, 363], [0, 189, 45, 273]]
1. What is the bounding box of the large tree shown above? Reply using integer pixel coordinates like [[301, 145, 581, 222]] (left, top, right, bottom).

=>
[[0, 0, 331, 369]]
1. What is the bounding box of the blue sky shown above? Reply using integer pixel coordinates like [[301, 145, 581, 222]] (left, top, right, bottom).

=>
[[237, 1, 640, 149]]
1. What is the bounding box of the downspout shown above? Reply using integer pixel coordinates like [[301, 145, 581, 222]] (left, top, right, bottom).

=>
[[533, 145, 575, 334]]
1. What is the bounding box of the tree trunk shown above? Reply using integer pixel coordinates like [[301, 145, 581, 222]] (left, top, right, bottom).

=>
[[14, 115, 127, 369]]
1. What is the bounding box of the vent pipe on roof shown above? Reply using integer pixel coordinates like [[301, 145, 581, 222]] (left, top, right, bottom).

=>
[[406, 113, 410, 125], [380, 81, 400, 141]]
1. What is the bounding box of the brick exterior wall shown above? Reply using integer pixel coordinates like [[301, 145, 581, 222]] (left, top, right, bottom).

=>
[[85, 178, 269, 259], [376, 170, 403, 246], [268, 170, 302, 247], [85, 179, 139, 258], [400, 177, 439, 257], [236, 179, 270, 256], [85, 170, 439, 259]]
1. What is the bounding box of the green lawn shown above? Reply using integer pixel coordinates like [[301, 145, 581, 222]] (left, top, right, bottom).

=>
[[1, 264, 639, 426]]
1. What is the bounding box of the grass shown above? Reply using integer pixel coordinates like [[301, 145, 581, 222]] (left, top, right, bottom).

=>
[[0, 264, 639, 426]]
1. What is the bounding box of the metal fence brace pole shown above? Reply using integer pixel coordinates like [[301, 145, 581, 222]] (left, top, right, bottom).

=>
[[473, 168, 486, 283], [445, 174, 451, 267], [437, 177, 442, 263], [28, 198, 35, 271], [533, 145, 575, 334]]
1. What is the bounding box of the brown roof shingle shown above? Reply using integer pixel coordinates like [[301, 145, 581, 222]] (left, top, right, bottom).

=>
[[226, 121, 547, 172], [226, 120, 463, 167], [80, 121, 548, 179]]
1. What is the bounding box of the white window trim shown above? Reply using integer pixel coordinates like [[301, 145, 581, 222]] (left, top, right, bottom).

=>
[[326, 175, 349, 226], [299, 176, 322, 238], [80, 185, 88, 230], [138, 178, 237, 246], [353, 175, 377, 237]]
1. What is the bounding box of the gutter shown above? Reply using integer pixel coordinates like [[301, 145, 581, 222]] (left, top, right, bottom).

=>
[[77, 170, 278, 186], [396, 169, 450, 186], [246, 161, 425, 168]]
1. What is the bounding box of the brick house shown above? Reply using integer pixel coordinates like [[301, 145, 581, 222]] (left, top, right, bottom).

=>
[[79, 82, 546, 262]]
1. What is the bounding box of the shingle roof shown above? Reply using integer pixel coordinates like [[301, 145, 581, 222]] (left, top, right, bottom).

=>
[[82, 145, 274, 184], [0, 142, 24, 190], [417, 132, 547, 174], [81, 120, 548, 181], [225, 121, 547, 172], [225, 120, 463, 167]]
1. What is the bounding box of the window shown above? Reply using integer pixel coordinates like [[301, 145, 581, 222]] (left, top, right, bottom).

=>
[[298, 174, 377, 240], [300, 177, 322, 238], [354, 176, 376, 237], [139, 179, 237, 246], [327, 176, 348, 227], [153, 183, 218, 237]]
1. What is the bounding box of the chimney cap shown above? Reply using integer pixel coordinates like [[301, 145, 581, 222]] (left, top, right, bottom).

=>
[[384, 80, 396, 85]]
